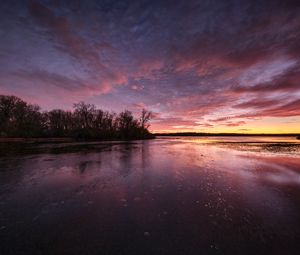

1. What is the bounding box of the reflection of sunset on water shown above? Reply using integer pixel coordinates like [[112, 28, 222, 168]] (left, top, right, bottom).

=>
[[1, 137, 300, 254]]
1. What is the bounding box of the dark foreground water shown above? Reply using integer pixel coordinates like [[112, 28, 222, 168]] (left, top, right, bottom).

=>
[[1, 137, 300, 255]]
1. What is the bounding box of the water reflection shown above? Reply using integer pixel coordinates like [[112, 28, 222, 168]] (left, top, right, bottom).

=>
[[0, 137, 300, 255]]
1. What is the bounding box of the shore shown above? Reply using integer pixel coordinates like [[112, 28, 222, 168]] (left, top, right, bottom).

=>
[[0, 136, 156, 143]]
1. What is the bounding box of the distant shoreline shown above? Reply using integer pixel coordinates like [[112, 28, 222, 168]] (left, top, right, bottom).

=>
[[1, 133, 299, 144], [155, 133, 300, 137]]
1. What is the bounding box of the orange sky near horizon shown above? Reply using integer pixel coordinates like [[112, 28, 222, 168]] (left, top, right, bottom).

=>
[[149, 116, 300, 134]]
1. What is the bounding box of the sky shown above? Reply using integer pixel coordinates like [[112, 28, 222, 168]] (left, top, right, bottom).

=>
[[0, 0, 300, 133]]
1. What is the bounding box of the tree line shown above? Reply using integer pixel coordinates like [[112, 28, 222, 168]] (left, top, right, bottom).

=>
[[0, 95, 154, 140]]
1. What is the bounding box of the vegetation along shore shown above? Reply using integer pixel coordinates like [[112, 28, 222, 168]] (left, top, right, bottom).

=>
[[0, 95, 154, 140]]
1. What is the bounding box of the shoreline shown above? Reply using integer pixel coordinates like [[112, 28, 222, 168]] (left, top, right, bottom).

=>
[[155, 133, 300, 137], [0, 136, 155, 143], [1, 134, 299, 144]]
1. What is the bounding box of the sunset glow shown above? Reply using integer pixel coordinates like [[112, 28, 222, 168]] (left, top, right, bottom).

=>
[[1, 0, 300, 133]]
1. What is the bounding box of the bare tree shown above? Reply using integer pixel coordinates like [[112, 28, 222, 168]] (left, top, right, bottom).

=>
[[0, 95, 154, 140], [140, 109, 153, 129]]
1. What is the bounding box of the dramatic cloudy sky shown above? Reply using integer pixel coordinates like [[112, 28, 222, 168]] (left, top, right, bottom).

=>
[[1, 0, 300, 133]]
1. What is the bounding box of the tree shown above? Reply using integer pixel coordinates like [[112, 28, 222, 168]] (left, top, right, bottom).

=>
[[73, 102, 96, 129], [47, 109, 73, 136], [0, 94, 154, 140], [140, 109, 152, 129], [117, 110, 139, 139], [0, 95, 24, 135]]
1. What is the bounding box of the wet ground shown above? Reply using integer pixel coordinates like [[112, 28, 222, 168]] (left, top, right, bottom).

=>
[[0, 136, 300, 255]]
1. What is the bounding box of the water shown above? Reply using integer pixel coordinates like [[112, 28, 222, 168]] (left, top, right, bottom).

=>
[[0, 137, 300, 255]]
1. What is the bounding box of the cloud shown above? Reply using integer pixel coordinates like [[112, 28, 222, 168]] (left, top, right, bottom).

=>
[[233, 98, 282, 109], [212, 98, 300, 123], [256, 99, 300, 118], [28, 0, 127, 93], [1, 0, 300, 131], [232, 66, 300, 94], [222, 121, 246, 127]]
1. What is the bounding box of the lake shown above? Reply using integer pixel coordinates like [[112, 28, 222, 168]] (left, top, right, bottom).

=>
[[1, 136, 300, 255]]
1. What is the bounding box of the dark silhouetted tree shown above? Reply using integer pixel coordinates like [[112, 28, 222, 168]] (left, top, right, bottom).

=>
[[0, 95, 154, 140]]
